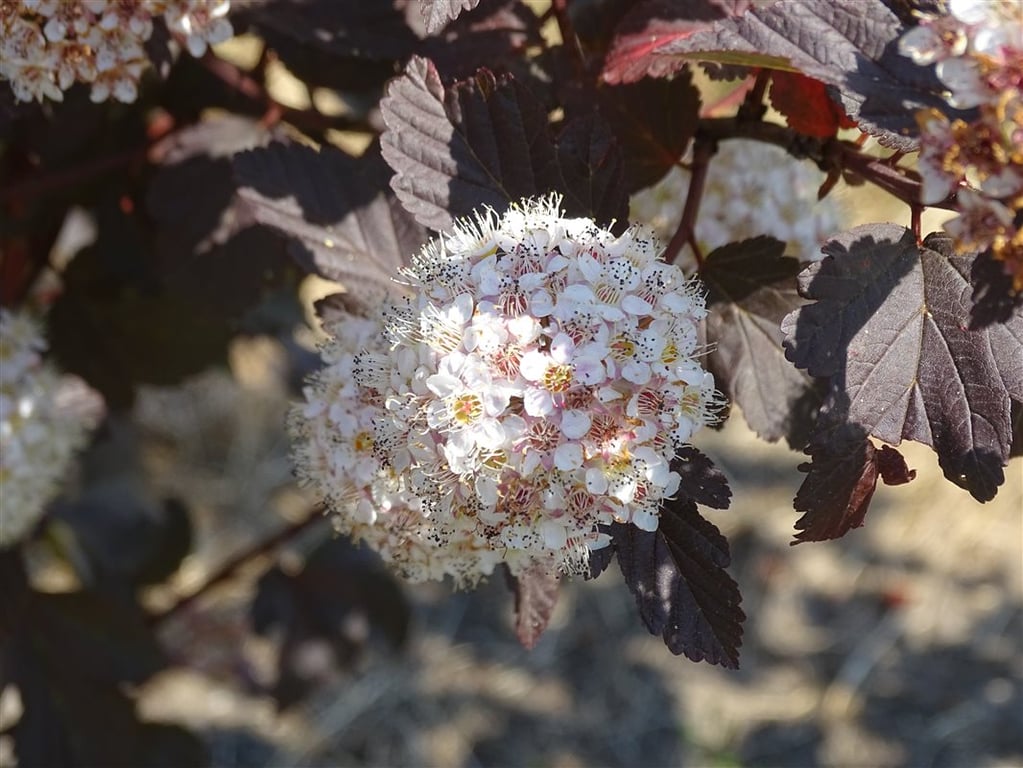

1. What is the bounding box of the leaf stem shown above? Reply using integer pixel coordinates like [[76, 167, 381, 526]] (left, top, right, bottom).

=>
[[910, 204, 923, 240]]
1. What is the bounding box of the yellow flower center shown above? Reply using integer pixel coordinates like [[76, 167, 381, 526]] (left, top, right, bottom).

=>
[[353, 431, 374, 453], [542, 363, 573, 393], [451, 393, 483, 424]]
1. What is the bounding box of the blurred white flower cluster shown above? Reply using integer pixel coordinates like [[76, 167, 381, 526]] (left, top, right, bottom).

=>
[[1, 308, 102, 548], [0, 0, 233, 104], [899, 0, 1023, 290], [290, 196, 721, 585], [629, 139, 840, 267]]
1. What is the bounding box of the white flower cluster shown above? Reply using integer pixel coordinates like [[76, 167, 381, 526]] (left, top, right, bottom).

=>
[[290, 196, 721, 585], [629, 140, 840, 266], [899, 0, 1023, 291], [1, 0, 233, 104], [1, 308, 102, 548]]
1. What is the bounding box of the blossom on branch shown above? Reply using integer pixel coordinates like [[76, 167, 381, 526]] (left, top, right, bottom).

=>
[[900, 0, 1023, 290], [289, 196, 722, 585], [0, 0, 234, 104]]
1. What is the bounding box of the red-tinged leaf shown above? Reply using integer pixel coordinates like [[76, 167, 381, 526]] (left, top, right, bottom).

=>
[[509, 564, 561, 649], [602, 0, 746, 85], [420, 0, 481, 34], [672, 446, 732, 509], [553, 115, 629, 227], [631, 0, 965, 149], [701, 237, 820, 445], [782, 224, 1023, 502], [876, 443, 917, 486], [791, 426, 916, 543], [597, 67, 702, 193], [613, 499, 744, 667], [234, 141, 424, 305], [769, 70, 856, 138], [380, 57, 560, 232]]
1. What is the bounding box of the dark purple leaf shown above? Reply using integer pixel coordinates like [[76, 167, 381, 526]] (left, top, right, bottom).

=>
[[701, 237, 819, 445], [251, 535, 409, 707], [239, 0, 417, 59], [6, 589, 191, 768], [614, 499, 744, 667], [597, 67, 702, 193], [380, 57, 561, 231], [147, 153, 240, 253], [782, 224, 1023, 502], [672, 445, 731, 509], [49, 201, 232, 407], [553, 115, 629, 226], [876, 443, 916, 485], [1011, 400, 1023, 458], [569, 0, 643, 58], [586, 538, 616, 580], [29, 591, 166, 686], [234, 141, 424, 304], [792, 423, 914, 543], [133, 724, 207, 768], [420, 0, 481, 34], [509, 564, 561, 649], [10, 660, 138, 768], [611, 0, 967, 149], [232, 0, 417, 93], [0, 549, 30, 642], [420, 2, 546, 91], [969, 245, 1023, 329], [52, 488, 192, 589]]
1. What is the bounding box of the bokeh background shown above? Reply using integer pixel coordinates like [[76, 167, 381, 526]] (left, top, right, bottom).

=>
[[107, 347, 1022, 767]]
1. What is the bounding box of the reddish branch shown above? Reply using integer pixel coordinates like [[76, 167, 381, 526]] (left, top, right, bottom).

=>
[[0, 52, 369, 207], [197, 52, 367, 137], [149, 505, 327, 627], [696, 117, 957, 212], [551, 0, 587, 79], [664, 137, 714, 267], [736, 68, 770, 122]]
